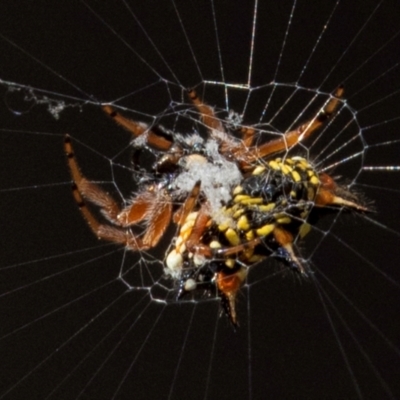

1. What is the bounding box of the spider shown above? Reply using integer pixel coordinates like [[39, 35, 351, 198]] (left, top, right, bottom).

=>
[[64, 86, 367, 327]]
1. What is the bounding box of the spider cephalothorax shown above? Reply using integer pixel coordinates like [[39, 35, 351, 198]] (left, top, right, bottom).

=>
[[64, 86, 367, 327]]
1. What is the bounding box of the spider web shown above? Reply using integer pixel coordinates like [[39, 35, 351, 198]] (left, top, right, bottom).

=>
[[1, 1, 400, 399]]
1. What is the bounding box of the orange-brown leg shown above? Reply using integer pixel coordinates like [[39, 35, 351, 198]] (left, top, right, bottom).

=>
[[117, 191, 155, 226], [65, 134, 165, 250], [141, 193, 172, 248], [67, 179, 144, 249], [240, 126, 256, 147], [65, 136, 144, 249], [241, 86, 344, 162], [314, 172, 368, 211], [172, 181, 202, 225], [187, 89, 224, 133], [188, 89, 263, 162], [102, 105, 173, 151], [65, 135, 121, 222], [116, 186, 173, 248], [213, 238, 262, 258], [184, 204, 212, 257]]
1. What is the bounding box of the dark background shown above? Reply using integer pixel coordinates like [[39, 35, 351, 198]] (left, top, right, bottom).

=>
[[0, 1, 400, 399]]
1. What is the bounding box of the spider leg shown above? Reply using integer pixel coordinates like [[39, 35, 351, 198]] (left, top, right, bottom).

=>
[[68, 178, 144, 248], [187, 89, 224, 133], [184, 204, 213, 258], [214, 238, 262, 258], [240, 126, 256, 147], [141, 192, 172, 247], [187, 89, 257, 160], [64, 135, 166, 250], [242, 85, 344, 161], [117, 191, 155, 226], [64, 135, 121, 222], [165, 184, 207, 280], [172, 180, 202, 225], [116, 188, 173, 248], [102, 105, 173, 151]]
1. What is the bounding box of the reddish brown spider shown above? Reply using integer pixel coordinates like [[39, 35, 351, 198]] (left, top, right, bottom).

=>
[[64, 86, 367, 327]]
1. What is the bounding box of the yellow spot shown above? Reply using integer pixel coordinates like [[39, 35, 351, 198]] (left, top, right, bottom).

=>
[[310, 175, 320, 186], [295, 163, 307, 171], [186, 211, 198, 221], [299, 223, 311, 238], [237, 215, 250, 231], [227, 204, 239, 213], [268, 160, 280, 170], [233, 185, 243, 195], [291, 170, 302, 182], [274, 213, 286, 219], [256, 224, 275, 237], [225, 228, 240, 246], [299, 158, 310, 168], [276, 216, 291, 224], [290, 190, 297, 198], [285, 158, 295, 165], [292, 156, 306, 162], [240, 197, 264, 205], [225, 259, 236, 268], [249, 255, 265, 263], [258, 203, 275, 212], [233, 208, 245, 219], [280, 163, 292, 175], [252, 166, 266, 175], [234, 194, 251, 203], [307, 187, 315, 201], [210, 240, 222, 249], [245, 230, 255, 241], [218, 221, 230, 232]]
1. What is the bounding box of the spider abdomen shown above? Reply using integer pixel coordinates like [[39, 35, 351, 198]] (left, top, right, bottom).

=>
[[213, 157, 320, 253]]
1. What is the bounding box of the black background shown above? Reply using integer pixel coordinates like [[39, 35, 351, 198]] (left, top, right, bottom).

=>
[[1, 1, 400, 399]]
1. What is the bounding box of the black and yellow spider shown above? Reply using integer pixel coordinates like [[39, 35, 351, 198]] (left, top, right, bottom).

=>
[[64, 86, 367, 327]]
